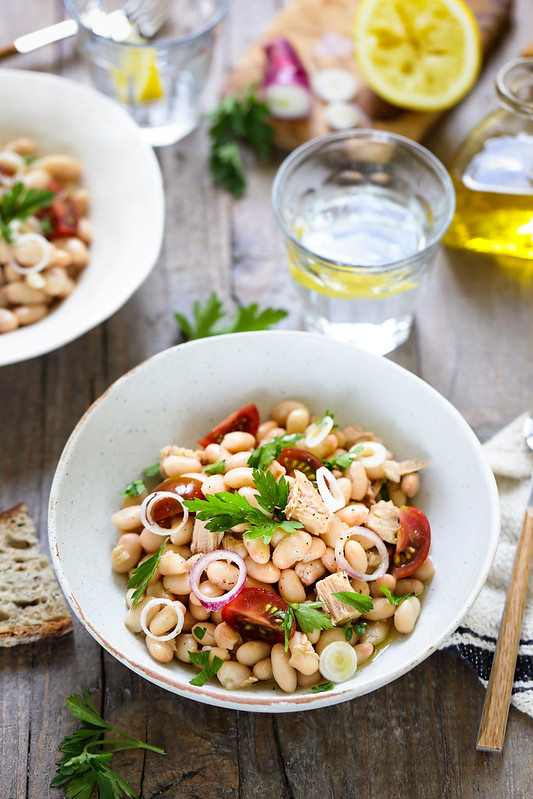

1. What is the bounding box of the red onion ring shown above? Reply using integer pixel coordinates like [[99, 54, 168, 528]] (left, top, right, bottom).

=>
[[335, 526, 389, 582], [189, 549, 247, 611], [140, 490, 189, 537]]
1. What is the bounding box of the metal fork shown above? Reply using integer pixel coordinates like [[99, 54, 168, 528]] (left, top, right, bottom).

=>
[[0, 1, 171, 61], [123, 0, 173, 38], [477, 406, 533, 752]]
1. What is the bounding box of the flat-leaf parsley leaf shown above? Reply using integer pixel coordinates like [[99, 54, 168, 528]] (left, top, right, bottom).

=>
[[175, 292, 287, 341], [184, 471, 302, 545], [188, 650, 224, 686], [332, 591, 374, 615], [0, 182, 55, 242], [127, 537, 168, 607], [51, 687, 165, 799], [207, 89, 274, 197]]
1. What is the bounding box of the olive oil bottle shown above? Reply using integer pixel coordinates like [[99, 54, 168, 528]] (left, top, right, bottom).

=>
[[444, 58, 533, 260]]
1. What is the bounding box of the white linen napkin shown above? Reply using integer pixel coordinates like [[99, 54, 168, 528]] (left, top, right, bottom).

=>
[[441, 413, 533, 717]]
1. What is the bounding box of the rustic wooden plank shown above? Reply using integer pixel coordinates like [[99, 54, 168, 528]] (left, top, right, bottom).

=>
[[2, 1, 533, 798]]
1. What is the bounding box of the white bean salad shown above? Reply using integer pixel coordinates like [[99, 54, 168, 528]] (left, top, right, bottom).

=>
[[0, 137, 90, 333], [111, 400, 434, 694]]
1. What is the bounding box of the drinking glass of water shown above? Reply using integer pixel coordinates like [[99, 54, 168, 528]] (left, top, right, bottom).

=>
[[63, 0, 231, 147], [272, 130, 455, 355]]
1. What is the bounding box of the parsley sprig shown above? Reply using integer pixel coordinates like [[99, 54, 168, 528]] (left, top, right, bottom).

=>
[[312, 681, 335, 693], [121, 479, 145, 498], [184, 470, 302, 545], [247, 433, 304, 471], [332, 591, 374, 615], [322, 445, 364, 473], [0, 182, 55, 242], [277, 601, 334, 652], [175, 292, 287, 341], [188, 650, 224, 686], [381, 584, 418, 606], [51, 688, 165, 799], [207, 89, 274, 197], [127, 538, 168, 607]]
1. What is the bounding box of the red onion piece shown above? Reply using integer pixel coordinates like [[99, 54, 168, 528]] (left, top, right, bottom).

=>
[[189, 549, 247, 611], [335, 526, 389, 582], [140, 490, 189, 537]]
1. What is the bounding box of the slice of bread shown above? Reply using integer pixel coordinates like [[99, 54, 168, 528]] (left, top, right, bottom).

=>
[[0, 502, 73, 646]]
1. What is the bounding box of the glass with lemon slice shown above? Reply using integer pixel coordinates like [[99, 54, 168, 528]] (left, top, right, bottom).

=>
[[272, 131, 455, 355], [63, 0, 231, 147]]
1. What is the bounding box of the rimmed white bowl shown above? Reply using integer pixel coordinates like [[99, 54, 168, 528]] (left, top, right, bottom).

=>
[[49, 331, 500, 712], [0, 68, 164, 366]]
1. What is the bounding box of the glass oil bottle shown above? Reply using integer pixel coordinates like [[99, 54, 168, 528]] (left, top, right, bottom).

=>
[[444, 58, 533, 260]]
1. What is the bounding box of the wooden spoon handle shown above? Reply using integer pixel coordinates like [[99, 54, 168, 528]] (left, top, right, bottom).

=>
[[477, 506, 533, 752], [0, 42, 18, 60]]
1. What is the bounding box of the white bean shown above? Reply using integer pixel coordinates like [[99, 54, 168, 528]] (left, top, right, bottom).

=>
[[146, 637, 174, 663], [224, 467, 255, 489], [217, 661, 256, 690], [253, 657, 273, 681], [394, 596, 421, 634], [272, 531, 312, 569], [243, 536, 271, 564], [271, 643, 297, 693], [278, 569, 306, 604], [244, 557, 280, 584], [221, 431, 256, 453], [111, 533, 142, 573], [236, 640, 272, 666], [112, 505, 142, 531]]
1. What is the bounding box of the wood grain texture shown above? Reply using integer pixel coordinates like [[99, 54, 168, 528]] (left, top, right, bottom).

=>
[[1, 1, 533, 798]]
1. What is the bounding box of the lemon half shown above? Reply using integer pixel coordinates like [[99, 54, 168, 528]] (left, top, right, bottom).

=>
[[353, 0, 482, 112]]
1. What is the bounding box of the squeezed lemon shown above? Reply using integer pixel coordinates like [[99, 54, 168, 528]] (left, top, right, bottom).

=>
[[353, 0, 481, 112]]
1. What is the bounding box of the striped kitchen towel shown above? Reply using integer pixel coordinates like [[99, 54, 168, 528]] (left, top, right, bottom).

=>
[[441, 413, 533, 717]]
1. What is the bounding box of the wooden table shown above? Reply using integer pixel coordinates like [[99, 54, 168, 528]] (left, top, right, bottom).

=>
[[2, 1, 533, 797]]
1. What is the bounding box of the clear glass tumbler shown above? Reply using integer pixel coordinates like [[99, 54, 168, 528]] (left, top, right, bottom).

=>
[[272, 130, 455, 355], [63, 0, 232, 147]]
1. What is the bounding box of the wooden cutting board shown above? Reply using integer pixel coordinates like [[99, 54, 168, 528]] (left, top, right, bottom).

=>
[[225, 0, 513, 150]]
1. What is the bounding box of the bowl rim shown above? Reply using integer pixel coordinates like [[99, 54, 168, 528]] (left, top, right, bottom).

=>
[[0, 68, 165, 367], [48, 331, 501, 712]]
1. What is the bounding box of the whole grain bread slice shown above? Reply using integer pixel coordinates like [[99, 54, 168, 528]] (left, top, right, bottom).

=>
[[0, 502, 72, 646]]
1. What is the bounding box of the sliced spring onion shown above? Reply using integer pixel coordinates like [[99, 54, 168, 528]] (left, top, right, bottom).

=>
[[0, 151, 25, 186], [319, 640, 357, 682], [316, 466, 346, 513], [351, 440, 387, 470], [324, 102, 363, 131], [335, 526, 389, 581], [189, 549, 247, 611], [311, 68, 358, 102], [10, 233, 52, 275], [140, 597, 185, 642], [304, 415, 334, 448], [140, 490, 189, 537]]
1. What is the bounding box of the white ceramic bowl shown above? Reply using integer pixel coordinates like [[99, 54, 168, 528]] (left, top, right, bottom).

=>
[[0, 69, 164, 366], [49, 331, 500, 712]]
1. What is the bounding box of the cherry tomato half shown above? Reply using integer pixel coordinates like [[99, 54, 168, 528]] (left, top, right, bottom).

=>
[[198, 402, 260, 448], [276, 447, 323, 481], [37, 181, 80, 238], [393, 506, 431, 578], [49, 194, 79, 237], [221, 587, 295, 645], [150, 476, 204, 527]]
